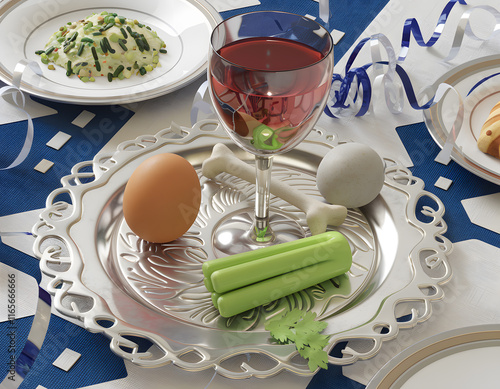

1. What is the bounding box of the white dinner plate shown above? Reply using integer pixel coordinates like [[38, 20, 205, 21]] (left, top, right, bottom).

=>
[[367, 324, 500, 389], [0, 0, 221, 105], [423, 55, 500, 185]]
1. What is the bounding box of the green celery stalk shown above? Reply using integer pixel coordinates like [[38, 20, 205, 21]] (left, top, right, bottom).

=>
[[211, 231, 348, 294], [215, 240, 352, 318], [202, 231, 341, 292]]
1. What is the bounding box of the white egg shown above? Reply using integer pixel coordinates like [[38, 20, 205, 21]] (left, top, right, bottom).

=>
[[316, 143, 385, 208]]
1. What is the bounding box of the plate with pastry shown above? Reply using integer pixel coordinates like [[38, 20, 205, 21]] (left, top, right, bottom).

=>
[[0, 0, 221, 105], [424, 54, 500, 185]]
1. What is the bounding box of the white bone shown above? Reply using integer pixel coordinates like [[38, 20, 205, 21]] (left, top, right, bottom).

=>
[[202, 143, 347, 235]]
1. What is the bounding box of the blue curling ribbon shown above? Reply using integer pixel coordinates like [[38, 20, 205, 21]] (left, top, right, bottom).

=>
[[325, 0, 500, 119], [326, 60, 438, 119], [327, 37, 372, 117], [399, 0, 468, 62], [467, 72, 500, 96]]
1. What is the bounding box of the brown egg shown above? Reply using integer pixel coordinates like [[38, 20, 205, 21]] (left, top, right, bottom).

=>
[[122, 153, 201, 243]]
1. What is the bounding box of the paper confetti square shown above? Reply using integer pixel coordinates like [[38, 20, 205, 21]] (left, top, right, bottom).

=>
[[434, 176, 453, 190], [46, 131, 72, 150], [72, 110, 96, 128], [53, 348, 81, 371], [34, 159, 54, 173], [330, 29, 346, 45]]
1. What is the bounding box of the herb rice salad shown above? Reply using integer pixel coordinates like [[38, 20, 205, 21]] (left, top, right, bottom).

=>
[[35, 11, 167, 82]]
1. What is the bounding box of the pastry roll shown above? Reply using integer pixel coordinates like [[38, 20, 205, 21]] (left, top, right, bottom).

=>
[[477, 101, 500, 159]]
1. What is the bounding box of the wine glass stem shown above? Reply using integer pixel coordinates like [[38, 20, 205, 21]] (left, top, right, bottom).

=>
[[252, 155, 275, 243]]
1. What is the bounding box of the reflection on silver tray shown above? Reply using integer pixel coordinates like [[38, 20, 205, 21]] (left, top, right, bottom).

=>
[[33, 120, 452, 378]]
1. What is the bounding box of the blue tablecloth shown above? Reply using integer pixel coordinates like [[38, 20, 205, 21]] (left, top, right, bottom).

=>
[[1, 0, 498, 388]]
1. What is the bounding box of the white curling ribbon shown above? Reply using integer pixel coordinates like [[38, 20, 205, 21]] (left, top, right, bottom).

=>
[[1, 59, 43, 171], [445, 5, 500, 61], [318, 0, 330, 24], [190, 79, 217, 126], [431, 83, 465, 165], [370, 33, 405, 115]]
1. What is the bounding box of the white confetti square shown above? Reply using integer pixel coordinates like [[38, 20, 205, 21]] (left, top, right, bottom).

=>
[[434, 176, 453, 190], [53, 348, 81, 371], [46, 131, 72, 150], [36, 386, 48, 389], [304, 14, 316, 20], [330, 29, 345, 45], [72, 110, 96, 128], [34, 159, 54, 173]]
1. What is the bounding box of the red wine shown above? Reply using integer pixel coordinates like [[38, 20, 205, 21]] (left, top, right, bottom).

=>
[[218, 37, 323, 71], [209, 37, 332, 155]]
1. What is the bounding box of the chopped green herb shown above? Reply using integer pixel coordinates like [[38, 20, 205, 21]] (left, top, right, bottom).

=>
[[66, 60, 73, 76], [91, 46, 98, 60], [63, 41, 75, 53], [141, 36, 150, 51], [113, 65, 124, 77], [101, 22, 114, 31], [118, 40, 128, 51], [68, 31, 78, 42], [102, 37, 115, 53], [77, 43, 85, 56], [135, 38, 144, 52], [265, 310, 330, 373], [99, 38, 108, 53]]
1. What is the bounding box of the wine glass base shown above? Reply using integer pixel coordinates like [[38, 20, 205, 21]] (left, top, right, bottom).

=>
[[212, 208, 306, 257]]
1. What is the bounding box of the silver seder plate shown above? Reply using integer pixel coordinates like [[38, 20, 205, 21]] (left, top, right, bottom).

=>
[[33, 120, 452, 378]]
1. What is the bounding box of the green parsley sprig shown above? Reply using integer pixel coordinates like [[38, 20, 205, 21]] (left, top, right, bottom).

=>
[[265, 309, 330, 372]]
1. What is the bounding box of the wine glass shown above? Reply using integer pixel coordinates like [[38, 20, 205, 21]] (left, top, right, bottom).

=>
[[208, 11, 334, 253]]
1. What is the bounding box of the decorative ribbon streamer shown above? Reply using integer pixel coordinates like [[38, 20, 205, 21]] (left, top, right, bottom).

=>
[[0, 231, 32, 236], [0, 287, 51, 389], [326, 0, 500, 119], [190, 80, 217, 126], [0, 59, 43, 171], [467, 71, 500, 96], [398, 0, 468, 62], [444, 5, 500, 61], [431, 84, 465, 165], [318, 0, 330, 25]]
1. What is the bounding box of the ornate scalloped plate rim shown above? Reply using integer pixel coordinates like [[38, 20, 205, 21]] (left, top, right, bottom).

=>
[[33, 120, 453, 378]]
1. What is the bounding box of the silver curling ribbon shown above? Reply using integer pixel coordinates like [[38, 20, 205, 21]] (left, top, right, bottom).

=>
[[444, 5, 500, 61], [0, 59, 43, 170]]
